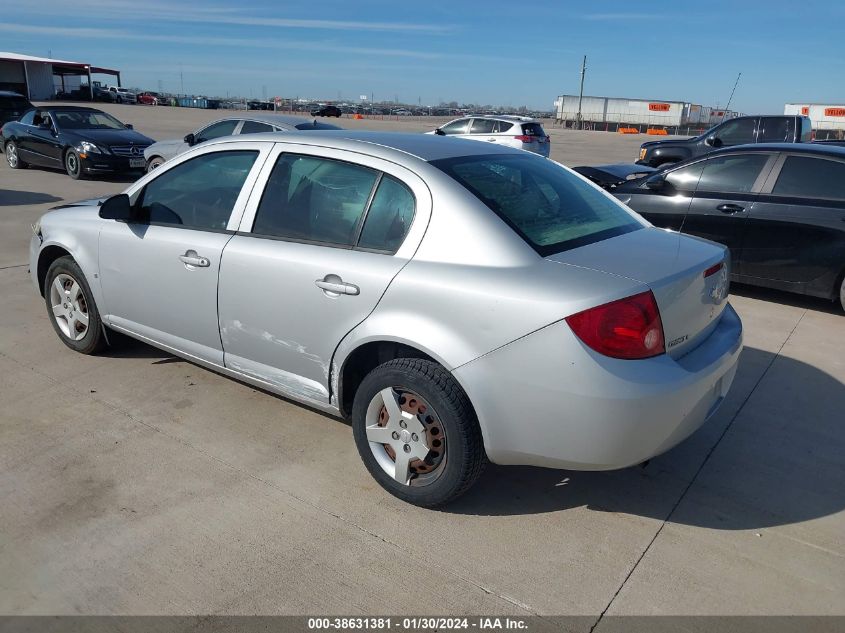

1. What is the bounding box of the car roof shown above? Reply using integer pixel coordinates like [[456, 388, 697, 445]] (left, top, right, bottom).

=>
[[0, 91, 28, 98], [37, 105, 103, 113], [206, 130, 531, 162], [456, 114, 538, 123], [213, 112, 340, 129], [713, 142, 845, 158]]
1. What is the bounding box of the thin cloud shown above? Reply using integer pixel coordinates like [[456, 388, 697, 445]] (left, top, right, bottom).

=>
[[12, 0, 455, 34]]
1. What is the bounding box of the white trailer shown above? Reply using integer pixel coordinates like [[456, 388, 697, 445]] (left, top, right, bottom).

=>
[[554, 94, 726, 128], [785, 103, 845, 137]]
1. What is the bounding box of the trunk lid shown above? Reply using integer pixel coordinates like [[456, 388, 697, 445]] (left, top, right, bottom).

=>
[[547, 227, 729, 359]]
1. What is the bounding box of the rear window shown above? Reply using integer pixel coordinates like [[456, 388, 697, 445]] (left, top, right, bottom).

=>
[[521, 122, 547, 137], [432, 153, 641, 255]]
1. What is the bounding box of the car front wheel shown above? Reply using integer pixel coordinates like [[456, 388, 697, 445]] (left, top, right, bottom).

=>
[[146, 156, 166, 172], [352, 358, 485, 507], [65, 150, 84, 179], [44, 256, 106, 354]]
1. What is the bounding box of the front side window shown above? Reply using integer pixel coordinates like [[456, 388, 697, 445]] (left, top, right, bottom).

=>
[[696, 154, 769, 193], [439, 119, 469, 135], [196, 120, 239, 142], [137, 150, 258, 229], [252, 154, 378, 246], [357, 176, 415, 252], [432, 153, 641, 255], [470, 119, 496, 134], [757, 117, 794, 143], [664, 162, 705, 192], [772, 156, 845, 199], [715, 118, 757, 146]]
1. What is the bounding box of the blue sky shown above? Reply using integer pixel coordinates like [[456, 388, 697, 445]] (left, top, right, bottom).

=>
[[2, 0, 842, 112]]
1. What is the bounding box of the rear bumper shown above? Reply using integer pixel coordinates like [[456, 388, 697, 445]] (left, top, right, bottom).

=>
[[454, 303, 743, 470]]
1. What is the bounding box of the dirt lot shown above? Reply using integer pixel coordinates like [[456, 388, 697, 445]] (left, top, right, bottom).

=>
[[0, 103, 842, 622]]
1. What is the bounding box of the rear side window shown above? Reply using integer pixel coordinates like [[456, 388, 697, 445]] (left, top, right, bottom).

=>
[[493, 120, 514, 133], [239, 120, 274, 134], [252, 154, 378, 246], [521, 123, 546, 137], [696, 154, 769, 193], [439, 119, 469, 135], [772, 156, 845, 199], [18, 110, 35, 126], [432, 153, 641, 255], [138, 151, 258, 230], [470, 119, 496, 134], [758, 117, 794, 142], [357, 176, 415, 253]]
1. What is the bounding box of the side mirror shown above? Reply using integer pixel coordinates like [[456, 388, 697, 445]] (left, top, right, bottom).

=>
[[434, 128, 445, 136], [183, 133, 196, 146], [705, 135, 722, 148], [125, 123, 134, 130], [645, 174, 667, 191], [98, 194, 133, 221]]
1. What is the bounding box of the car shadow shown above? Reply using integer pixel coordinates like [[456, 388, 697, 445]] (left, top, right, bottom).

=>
[[0, 190, 62, 206], [731, 282, 842, 315], [444, 347, 845, 529]]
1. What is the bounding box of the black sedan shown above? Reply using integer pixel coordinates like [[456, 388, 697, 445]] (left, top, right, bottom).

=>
[[311, 105, 342, 118], [605, 143, 845, 312], [2, 106, 154, 179]]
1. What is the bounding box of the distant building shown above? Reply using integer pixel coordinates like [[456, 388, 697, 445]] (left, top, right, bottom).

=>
[[0, 51, 121, 100]]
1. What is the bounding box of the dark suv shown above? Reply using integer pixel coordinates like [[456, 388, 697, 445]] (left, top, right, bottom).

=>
[[0, 91, 33, 127], [637, 115, 812, 167]]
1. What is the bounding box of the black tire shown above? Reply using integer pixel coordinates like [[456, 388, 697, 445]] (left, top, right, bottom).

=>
[[64, 149, 85, 180], [44, 256, 106, 355], [839, 272, 845, 313], [352, 358, 485, 507], [5, 140, 26, 169]]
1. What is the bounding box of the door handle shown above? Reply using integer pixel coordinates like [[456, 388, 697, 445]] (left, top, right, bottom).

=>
[[717, 204, 745, 214], [178, 250, 210, 268], [315, 275, 359, 296]]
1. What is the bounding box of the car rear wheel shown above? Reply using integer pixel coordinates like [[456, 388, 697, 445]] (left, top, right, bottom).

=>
[[352, 358, 485, 507], [146, 156, 165, 172], [65, 150, 84, 180], [6, 141, 25, 169], [44, 256, 106, 355]]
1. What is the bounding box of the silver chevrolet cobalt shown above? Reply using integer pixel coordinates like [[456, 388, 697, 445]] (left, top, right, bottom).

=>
[[30, 131, 742, 506]]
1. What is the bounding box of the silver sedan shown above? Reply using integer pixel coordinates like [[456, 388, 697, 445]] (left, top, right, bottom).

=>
[[30, 131, 742, 506], [142, 113, 343, 171]]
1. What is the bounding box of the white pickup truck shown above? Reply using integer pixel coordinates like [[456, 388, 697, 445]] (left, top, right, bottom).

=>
[[107, 86, 137, 104]]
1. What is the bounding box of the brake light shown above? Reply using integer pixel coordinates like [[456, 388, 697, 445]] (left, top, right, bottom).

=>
[[566, 291, 665, 359], [703, 262, 723, 278], [514, 135, 535, 143]]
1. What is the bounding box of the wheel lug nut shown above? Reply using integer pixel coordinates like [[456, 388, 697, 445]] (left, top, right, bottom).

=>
[[391, 431, 399, 440], [399, 421, 407, 429], [412, 433, 418, 441], [403, 444, 411, 453]]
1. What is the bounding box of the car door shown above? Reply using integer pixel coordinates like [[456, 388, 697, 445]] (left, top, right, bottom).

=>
[[680, 152, 776, 274], [217, 143, 431, 405], [741, 153, 845, 288], [98, 142, 271, 365], [711, 117, 760, 148], [20, 110, 60, 167], [469, 118, 497, 144], [617, 159, 705, 231]]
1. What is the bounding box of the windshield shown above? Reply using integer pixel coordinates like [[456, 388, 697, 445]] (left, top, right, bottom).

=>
[[52, 110, 127, 130], [432, 153, 642, 255]]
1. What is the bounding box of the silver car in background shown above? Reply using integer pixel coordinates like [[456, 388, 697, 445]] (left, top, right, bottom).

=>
[[430, 115, 551, 157], [143, 113, 343, 171], [30, 131, 742, 506]]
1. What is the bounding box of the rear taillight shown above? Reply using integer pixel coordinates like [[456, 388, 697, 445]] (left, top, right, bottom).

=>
[[514, 135, 535, 143], [566, 291, 665, 360], [703, 262, 723, 278]]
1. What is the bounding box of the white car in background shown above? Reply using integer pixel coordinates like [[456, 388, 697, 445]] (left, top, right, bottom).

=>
[[430, 115, 551, 157], [107, 86, 137, 104]]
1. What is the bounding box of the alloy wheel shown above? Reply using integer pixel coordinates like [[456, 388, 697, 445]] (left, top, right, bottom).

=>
[[364, 387, 447, 486], [6, 143, 17, 168], [66, 152, 79, 177], [49, 273, 90, 341]]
